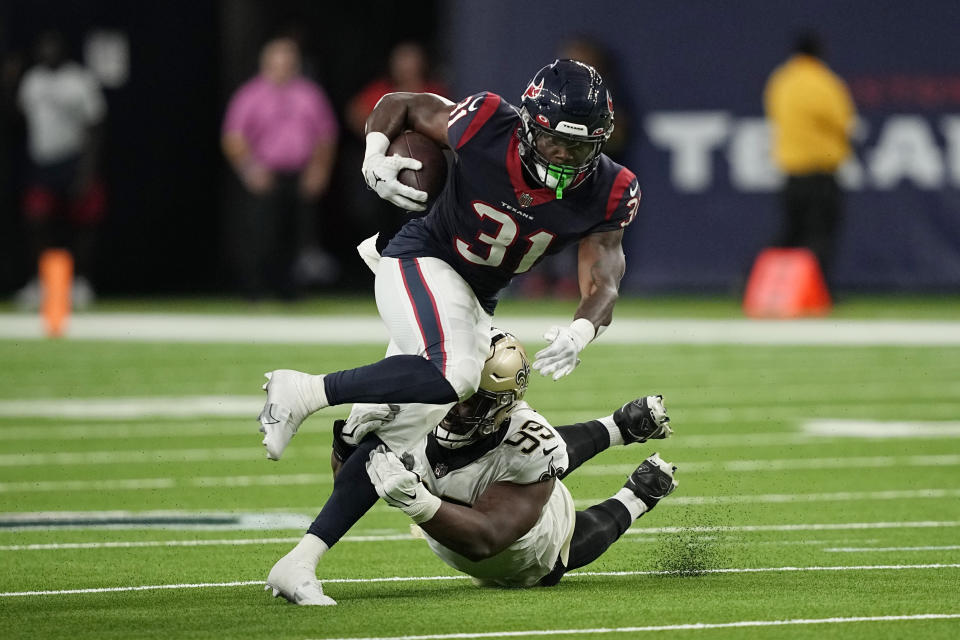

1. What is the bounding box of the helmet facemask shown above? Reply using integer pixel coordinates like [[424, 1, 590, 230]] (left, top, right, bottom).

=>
[[519, 108, 606, 199], [434, 330, 530, 449], [517, 59, 615, 198]]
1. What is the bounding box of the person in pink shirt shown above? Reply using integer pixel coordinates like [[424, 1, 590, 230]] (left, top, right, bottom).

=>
[[222, 36, 338, 299]]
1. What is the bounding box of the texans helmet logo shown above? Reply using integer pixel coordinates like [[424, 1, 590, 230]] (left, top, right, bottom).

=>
[[523, 77, 545, 100], [606, 90, 614, 114]]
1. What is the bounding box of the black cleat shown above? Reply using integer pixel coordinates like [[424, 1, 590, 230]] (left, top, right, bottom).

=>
[[613, 395, 672, 444], [624, 453, 678, 510]]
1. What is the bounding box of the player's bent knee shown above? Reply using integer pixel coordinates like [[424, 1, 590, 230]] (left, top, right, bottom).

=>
[[444, 362, 482, 402]]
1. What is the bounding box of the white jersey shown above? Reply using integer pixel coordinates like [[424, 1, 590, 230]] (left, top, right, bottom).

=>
[[406, 402, 576, 587], [18, 62, 106, 164]]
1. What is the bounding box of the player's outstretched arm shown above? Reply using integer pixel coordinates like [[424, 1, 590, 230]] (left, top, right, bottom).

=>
[[421, 480, 554, 562], [361, 92, 454, 211], [533, 229, 625, 380], [365, 446, 552, 561]]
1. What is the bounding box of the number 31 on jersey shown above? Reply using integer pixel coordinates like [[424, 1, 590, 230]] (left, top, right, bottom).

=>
[[455, 202, 555, 273]]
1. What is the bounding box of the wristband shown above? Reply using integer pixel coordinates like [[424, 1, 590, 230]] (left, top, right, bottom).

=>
[[364, 131, 391, 159], [569, 318, 598, 347], [407, 492, 442, 524]]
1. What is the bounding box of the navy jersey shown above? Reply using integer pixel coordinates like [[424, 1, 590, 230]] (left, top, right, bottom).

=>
[[383, 92, 640, 314]]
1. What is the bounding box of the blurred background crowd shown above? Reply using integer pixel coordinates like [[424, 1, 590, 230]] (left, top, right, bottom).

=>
[[1, 0, 958, 306]]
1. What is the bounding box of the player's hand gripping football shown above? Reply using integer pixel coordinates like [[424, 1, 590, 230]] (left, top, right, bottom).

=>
[[361, 131, 429, 211], [534, 320, 597, 380], [366, 445, 441, 524]]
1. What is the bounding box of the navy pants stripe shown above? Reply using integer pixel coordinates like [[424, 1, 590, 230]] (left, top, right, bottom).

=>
[[398, 258, 448, 374]]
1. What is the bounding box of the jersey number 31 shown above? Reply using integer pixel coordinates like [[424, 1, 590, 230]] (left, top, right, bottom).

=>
[[455, 202, 555, 273]]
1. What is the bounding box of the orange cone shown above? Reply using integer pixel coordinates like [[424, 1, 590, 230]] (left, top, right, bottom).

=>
[[39, 249, 73, 337], [743, 248, 832, 318]]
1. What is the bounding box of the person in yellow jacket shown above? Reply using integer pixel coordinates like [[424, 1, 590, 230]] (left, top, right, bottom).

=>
[[764, 32, 856, 286]]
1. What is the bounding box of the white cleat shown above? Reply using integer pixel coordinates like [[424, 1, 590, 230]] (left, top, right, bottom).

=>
[[258, 369, 324, 460], [265, 555, 336, 606]]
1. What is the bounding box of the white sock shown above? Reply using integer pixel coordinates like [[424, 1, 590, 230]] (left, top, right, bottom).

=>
[[598, 415, 624, 447], [301, 374, 329, 413], [289, 533, 329, 570], [613, 487, 648, 521]]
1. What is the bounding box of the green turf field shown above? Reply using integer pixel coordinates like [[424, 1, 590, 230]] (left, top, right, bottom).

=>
[[1, 299, 958, 639]]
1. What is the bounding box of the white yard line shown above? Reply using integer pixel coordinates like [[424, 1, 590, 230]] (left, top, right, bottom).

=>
[[575, 488, 960, 508], [0, 536, 883, 553], [626, 521, 960, 534], [574, 454, 960, 476], [2, 313, 960, 345], [308, 614, 960, 640], [824, 545, 960, 553], [4, 456, 960, 492], [0, 396, 264, 419], [803, 420, 960, 438], [2, 565, 959, 598], [0, 446, 332, 466]]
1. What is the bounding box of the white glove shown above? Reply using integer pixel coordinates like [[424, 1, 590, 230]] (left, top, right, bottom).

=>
[[533, 318, 598, 380], [361, 132, 428, 211], [365, 445, 441, 524], [340, 403, 399, 446]]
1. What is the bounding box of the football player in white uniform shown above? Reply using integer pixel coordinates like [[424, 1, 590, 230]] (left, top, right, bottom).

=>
[[266, 331, 676, 604]]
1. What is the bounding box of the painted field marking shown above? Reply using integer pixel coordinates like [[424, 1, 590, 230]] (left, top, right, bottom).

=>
[[307, 614, 960, 640], [3, 313, 960, 345], [627, 520, 960, 534], [0, 396, 265, 419], [643, 488, 960, 506], [0, 534, 417, 551], [0, 536, 863, 553], [309, 614, 960, 640], [0, 473, 331, 493], [824, 545, 960, 553], [0, 510, 313, 531], [6, 441, 960, 469], [804, 420, 960, 438], [3, 564, 959, 598], [0, 446, 332, 467], [574, 454, 960, 476]]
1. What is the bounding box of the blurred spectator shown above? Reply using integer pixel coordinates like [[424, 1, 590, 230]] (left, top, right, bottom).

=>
[[345, 42, 448, 252], [763, 31, 856, 287], [346, 41, 448, 139], [14, 30, 106, 310], [222, 36, 338, 300]]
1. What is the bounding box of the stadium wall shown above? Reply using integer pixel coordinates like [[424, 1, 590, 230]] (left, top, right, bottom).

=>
[[445, 0, 960, 292]]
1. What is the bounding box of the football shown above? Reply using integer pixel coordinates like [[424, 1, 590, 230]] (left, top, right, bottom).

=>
[[387, 130, 448, 200]]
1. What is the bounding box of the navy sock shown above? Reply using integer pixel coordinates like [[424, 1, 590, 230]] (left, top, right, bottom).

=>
[[323, 354, 459, 405], [307, 436, 382, 547], [555, 420, 610, 478]]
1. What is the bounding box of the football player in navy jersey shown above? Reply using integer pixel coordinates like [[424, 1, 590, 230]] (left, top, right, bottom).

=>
[[265, 331, 676, 605], [256, 60, 642, 600]]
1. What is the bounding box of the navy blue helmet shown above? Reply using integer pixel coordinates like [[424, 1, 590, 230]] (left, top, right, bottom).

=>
[[518, 59, 615, 198]]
